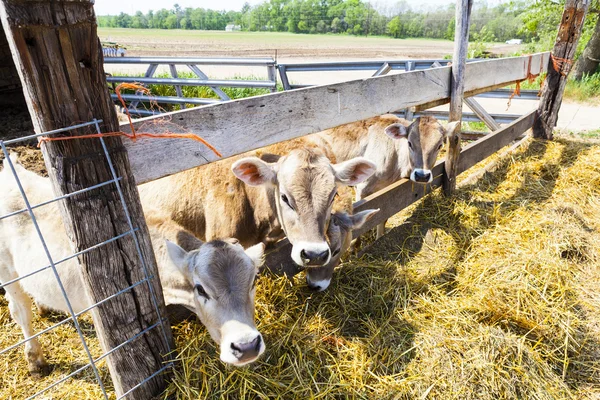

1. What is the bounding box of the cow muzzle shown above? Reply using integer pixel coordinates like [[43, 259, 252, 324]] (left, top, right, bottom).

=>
[[410, 168, 433, 184], [291, 241, 331, 267]]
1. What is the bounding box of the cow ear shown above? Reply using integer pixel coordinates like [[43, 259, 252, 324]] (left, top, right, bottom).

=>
[[232, 157, 278, 186], [244, 243, 265, 270], [349, 209, 380, 229], [332, 157, 376, 186], [444, 121, 461, 138], [384, 123, 408, 139], [166, 240, 190, 276]]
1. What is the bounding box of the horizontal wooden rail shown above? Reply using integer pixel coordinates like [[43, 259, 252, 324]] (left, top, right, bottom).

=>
[[264, 110, 536, 275], [123, 53, 548, 184]]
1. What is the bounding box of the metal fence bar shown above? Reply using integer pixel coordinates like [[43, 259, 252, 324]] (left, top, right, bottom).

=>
[[0, 230, 136, 291], [116, 363, 174, 400], [94, 120, 173, 362], [187, 64, 231, 101], [111, 93, 220, 105], [0, 177, 122, 221], [107, 76, 276, 89], [0, 141, 109, 399], [2, 120, 100, 145], [26, 318, 165, 400], [1, 275, 150, 357], [104, 57, 275, 66], [27, 362, 94, 400]]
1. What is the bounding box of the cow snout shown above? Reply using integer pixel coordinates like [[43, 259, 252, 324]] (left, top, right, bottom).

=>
[[291, 242, 331, 267], [300, 248, 330, 266], [411, 168, 432, 184], [230, 335, 262, 364]]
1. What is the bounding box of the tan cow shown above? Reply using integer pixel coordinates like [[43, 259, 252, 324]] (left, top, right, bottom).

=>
[[138, 141, 376, 268], [0, 157, 266, 373], [315, 114, 460, 238]]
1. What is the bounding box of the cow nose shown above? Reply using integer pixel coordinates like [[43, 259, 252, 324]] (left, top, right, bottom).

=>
[[414, 170, 431, 183], [230, 335, 262, 363], [300, 249, 330, 266]]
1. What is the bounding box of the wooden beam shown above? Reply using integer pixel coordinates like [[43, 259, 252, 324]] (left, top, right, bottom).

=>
[[0, 1, 173, 398], [123, 53, 548, 184], [463, 97, 501, 131], [533, 0, 590, 139], [443, 0, 473, 196]]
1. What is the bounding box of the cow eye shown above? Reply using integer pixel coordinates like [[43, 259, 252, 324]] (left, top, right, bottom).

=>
[[438, 143, 443, 150], [195, 284, 210, 299], [408, 142, 413, 150], [281, 193, 294, 210]]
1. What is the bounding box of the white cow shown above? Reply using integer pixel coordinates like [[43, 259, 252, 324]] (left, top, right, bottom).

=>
[[0, 155, 265, 375]]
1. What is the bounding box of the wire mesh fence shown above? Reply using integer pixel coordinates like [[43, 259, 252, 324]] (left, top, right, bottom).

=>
[[0, 120, 173, 399]]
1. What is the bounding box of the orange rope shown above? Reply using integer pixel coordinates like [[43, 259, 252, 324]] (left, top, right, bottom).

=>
[[550, 53, 573, 77], [39, 83, 222, 158], [507, 54, 544, 109]]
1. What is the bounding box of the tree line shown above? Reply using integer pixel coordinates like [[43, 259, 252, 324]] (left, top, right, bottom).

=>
[[97, 0, 532, 43]]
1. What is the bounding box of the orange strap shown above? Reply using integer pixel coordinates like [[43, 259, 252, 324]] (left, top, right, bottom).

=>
[[39, 83, 222, 158], [507, 54, 545, 109]]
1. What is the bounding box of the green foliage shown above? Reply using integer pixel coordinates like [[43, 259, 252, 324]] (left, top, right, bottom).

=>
[[520, 0, 600, 57], [97, 1, 532, 42], [112, 72, 282, 112]]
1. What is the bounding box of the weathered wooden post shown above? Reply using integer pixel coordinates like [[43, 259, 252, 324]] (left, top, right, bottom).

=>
[[0, 1, 174, 398], [533, 0, 590, 140], [443, 0, 473, 196]]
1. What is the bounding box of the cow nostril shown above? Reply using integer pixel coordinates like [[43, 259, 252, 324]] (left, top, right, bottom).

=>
[[253, 335, 261, 351], [300, 249, 308, 260], [317, 250, 329, 262], [230, 342, 242, 352]]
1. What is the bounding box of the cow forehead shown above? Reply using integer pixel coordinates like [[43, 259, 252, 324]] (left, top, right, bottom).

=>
[[192, 242, 255, 294], [411, 117, 444, 144], [277, 149, 336, 205]]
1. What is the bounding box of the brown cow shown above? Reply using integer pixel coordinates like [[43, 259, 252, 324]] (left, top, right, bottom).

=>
[[138, 141, 376, 268], [316, 115, 460, 238]]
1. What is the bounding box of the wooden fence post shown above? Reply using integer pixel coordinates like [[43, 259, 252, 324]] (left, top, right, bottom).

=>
[[533, 0, 590, 140], [443, 0, 473, 196], [0, 1, 174, 398]]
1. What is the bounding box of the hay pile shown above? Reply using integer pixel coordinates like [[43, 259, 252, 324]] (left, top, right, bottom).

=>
[[1, 135, 599, 399]]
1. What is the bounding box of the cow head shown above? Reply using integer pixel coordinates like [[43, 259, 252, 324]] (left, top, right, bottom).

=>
[[384, 117, 460, 184], [305, 208, 379, 291], [166, 238, 266, 366], [232, 148, 375, 268]]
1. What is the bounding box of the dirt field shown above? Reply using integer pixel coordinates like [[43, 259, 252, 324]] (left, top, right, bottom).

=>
[[98, 28, 521, 60]]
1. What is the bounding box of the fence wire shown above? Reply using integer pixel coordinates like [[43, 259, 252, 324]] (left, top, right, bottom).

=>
[[0, 120, 173, 399]]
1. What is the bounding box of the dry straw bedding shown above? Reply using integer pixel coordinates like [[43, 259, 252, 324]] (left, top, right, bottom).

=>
[[1, 135, 599, 399]]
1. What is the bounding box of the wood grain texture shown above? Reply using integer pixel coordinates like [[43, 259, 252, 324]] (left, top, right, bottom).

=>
[[444, 0, 473, 196], [122, 52, 549, 184], [533, 0, 590, 139], [0, 1, 173, 398]]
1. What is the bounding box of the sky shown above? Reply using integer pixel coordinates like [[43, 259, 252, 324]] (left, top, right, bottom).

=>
[[93, 0, 507, 16]]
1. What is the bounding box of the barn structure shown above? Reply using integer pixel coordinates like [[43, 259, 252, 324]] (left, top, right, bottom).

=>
[[0, 0, 590, 398]]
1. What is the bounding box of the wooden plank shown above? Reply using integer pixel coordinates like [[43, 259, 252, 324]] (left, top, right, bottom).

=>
[[124, 53, 549, 184], [444, 0, 473, 196], [464, 97, 501, 131], [353, 110, 536, 237], [533, 0, 590, 139], [0, 1, 173, 397]]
